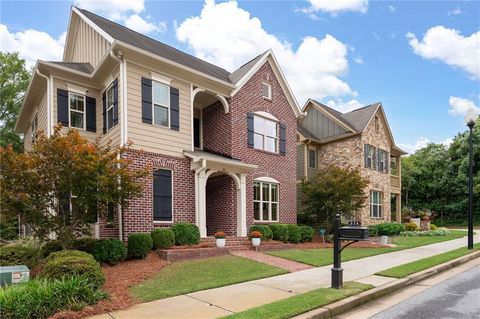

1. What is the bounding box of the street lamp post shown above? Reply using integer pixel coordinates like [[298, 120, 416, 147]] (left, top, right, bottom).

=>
[[464, 109, 476, 250]]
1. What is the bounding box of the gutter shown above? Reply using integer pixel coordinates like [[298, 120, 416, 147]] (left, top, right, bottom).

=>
[[35, 70, 52, 136]]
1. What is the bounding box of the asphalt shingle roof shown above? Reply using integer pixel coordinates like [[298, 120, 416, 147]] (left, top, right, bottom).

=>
[[49, 62, 94, 74]]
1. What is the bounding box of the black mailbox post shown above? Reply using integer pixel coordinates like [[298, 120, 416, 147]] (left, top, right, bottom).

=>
[[331, 214, 369, 289]]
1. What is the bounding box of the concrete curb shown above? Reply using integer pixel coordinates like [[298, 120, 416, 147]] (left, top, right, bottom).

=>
[[293, 250, 480, 319]]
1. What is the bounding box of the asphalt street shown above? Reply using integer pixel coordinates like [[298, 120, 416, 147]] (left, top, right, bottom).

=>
[[369, 265, 480, 319]]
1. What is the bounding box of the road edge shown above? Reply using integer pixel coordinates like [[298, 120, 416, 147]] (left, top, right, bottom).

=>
[[293, 250, 480, 319]]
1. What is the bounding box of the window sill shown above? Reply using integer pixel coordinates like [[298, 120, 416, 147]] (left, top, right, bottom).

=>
[[253, 220, 279, 224], [262, 96, 273, 102], [154, 220, 173, 224], [253, 148, 281, 156]]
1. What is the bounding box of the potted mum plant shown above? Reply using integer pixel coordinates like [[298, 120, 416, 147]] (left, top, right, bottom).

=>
[[214, 231, 226, 248], [250, 231, 262, 247]]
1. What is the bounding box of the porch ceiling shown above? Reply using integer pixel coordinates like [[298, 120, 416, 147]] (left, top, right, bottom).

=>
[[184, 150, 257, 174]]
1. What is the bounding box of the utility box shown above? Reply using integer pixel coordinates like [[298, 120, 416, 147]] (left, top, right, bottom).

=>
[[338, 226, 369, 241], [0, 265, 30, 286]]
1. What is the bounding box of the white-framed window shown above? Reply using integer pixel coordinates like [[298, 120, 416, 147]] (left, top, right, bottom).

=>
[[152, 81, 170, 127], [253, 181, 279, 222], [31, 113, 38, 142], [378, 149, 386, 172], [261, 82, 272, 100], [365, 144, 374, 168], [69, 92, 86, 129], [390, 156, 398, 176], [370, 191, 383, 218], [254, 115, 278, 153], [308, 148, 316, 169], [106, 83, 115, 131]]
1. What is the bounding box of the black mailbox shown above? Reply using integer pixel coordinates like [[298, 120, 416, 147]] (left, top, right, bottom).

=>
[[338, 226, 369, 241]]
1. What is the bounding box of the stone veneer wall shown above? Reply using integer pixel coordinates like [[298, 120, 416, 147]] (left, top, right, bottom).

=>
[[206, 175, 237, 236]]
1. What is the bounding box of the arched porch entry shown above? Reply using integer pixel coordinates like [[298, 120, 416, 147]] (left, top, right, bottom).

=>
[[206, 173, 238, 236]]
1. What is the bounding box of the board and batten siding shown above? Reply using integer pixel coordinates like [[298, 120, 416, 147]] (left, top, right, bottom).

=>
[[70, 18, 110, 69], [296, 144, 305, 180], [126, 61, 192, 156], [301, 107, 349, 140]]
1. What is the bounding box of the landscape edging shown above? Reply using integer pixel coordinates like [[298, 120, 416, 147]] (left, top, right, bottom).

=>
[[293, 250, 480, 319]]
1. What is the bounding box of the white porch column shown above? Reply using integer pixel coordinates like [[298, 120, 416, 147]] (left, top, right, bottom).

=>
[[197, 169, 208, 238], [237, 173, 247, 237]]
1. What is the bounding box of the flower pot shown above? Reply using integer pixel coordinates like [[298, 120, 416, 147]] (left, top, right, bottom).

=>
[[252, 238, 261, 247], [403, 216, 412, 223], [421, 216, 430, 222], [216, 238, 226, 248]]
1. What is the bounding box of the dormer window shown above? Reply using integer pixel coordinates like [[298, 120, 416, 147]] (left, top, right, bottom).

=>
[[261, 82, 272, 100]]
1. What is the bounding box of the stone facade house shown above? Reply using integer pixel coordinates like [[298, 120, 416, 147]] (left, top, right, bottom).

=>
[[15, 7, 301, 241], [297, 100, 406, 226]]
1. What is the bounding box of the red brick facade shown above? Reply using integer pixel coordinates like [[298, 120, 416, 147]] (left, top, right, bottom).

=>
[[206, 175, 237, 236]]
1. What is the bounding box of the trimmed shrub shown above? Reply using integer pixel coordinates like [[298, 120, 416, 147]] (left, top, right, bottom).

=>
[[151, 228, 175, 250], [72, 238, 97, 254], [268, 224, 289, 243], [405, 221, 420, 231], [300, 226, 315, 242], [400, 229, 451, 237], [287, 225, 302, 243], [430, 224, 438, 231], [0, 246, 39, 269], [368, 223, 405, 237], [171, 223, 201, 246], [127, 233, 153, 259], [39, 250, 105, 289], [249, 225, 273, 240], [0, 275, 107, 319], [92, 239, 126, 265], [40, 240, 63, 258]]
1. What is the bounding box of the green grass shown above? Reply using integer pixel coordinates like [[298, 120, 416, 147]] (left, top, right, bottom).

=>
[[267, 231, 468, 267], [130, 255, 287, 302], [376, 243, 480, 278], [223, 282, 373, 319]]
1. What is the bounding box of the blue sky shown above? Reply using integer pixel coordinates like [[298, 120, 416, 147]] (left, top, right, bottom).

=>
[[1, 0, 479, 153]]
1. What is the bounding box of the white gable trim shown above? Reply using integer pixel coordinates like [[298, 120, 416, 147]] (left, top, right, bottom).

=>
[[231, 50, 301, 118], [72, 7, 115, 43]]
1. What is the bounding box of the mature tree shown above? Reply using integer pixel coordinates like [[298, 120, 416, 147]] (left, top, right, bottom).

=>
[[0, 127, 147, 247], [300, 165, 369, 228], [0, 52, 30, 152]]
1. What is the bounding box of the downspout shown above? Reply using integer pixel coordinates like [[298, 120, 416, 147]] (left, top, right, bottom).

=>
[[109, 49, 125, 241], [35, 70, 52, 136]]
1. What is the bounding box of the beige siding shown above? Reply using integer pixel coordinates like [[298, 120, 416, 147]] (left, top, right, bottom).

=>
[[23, 88, 48, 152], [70, 18, 110, 68], [296, 144, 305, 180], [126, 61, 192, 156], [98, 69, 121, 148]]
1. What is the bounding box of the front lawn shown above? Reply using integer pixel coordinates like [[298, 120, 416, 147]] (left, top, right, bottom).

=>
[[223, 282, 373, 319], [130, 255, 287, 302], [267, 231, 468, 267], [376, 243, 480, 278]]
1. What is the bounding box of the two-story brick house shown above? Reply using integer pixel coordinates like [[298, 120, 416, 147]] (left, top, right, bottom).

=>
[[15, 7, 301, 241], [297, 99, 406, 226]]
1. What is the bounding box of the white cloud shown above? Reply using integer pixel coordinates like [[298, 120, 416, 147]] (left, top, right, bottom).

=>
[[448, 96, 480, 116], [176, 0, 356, 104], [388, 5, 396, 13], [441, 138, 453, 147], [398, 136, 431, 154], [406, 26, 480, 80], [300, 0, 368, 17], [354, 57, 364, 64], [0, 24, 64, 67], [124, 14, 167, 34], [325, 99, 364, 113], [448, 7, 462, 16]]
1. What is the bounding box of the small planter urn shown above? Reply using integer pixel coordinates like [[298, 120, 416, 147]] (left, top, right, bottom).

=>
[[214, 231, 226, 248], [403, 216, 412, 223], [420, 215, 430, 222], [250, 231, 262, 247]]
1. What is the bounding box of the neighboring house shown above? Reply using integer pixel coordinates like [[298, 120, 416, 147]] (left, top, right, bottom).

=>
[[297, 100, 406, 226], [15, 7, 301, 240]]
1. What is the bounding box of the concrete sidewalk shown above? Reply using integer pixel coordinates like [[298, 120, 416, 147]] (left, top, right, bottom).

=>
[[90, 233, 480, 319]]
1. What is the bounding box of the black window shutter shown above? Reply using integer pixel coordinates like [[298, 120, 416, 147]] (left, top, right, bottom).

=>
[[279, 123, 286, 155], [364, 144, 368, 168], [141, 77, 153, 124], [170, 87, 179, 131], [112, 78, 119, 126], [85, 96, 96, 132], [57, 89, 69, 126], [102, 92, 107, 134], [153, 169, 173, 222], [247, 112, 254, 148], [385, 151, 389, 173]]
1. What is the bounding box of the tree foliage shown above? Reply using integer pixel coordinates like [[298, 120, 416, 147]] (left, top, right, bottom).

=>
[[0, 52, 30, 152], [300, 165, 369, 227], [0, 127, 147, 247], [402, 117, 480, 224]]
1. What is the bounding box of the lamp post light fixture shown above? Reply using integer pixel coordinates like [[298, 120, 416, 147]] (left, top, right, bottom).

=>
[[464, 108, 477, 250]]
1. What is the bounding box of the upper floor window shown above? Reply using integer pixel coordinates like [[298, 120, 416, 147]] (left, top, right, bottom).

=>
[[254, 115, 278, 153], [105, 84, 115, 131], [31, 113, 38, 142], [253, 181, 279, 222], [308, 148, 316, 169], [69, 92, 85, 129], [364, 144, 374, 168], [370, 190, 383, 218], [378, 149, 388, 173], [390, 156, 398, 175], [153, 81, 170, 127], [262, 82, 272, 100]]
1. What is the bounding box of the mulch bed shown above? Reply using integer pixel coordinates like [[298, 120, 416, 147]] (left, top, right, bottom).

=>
[[50, 252, 167, 319]]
